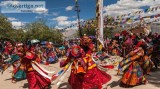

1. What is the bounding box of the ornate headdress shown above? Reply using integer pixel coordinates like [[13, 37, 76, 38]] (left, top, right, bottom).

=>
[[80, 35, 92, 47], [71, 45, 85, 58], [16, 42, 23, 47]]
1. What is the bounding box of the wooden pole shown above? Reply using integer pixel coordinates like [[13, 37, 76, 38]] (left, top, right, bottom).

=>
[[74, 0, 82, 37], [96, 0, 104, 51]]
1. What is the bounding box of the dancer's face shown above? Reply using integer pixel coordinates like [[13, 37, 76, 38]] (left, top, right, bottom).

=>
[[81, 36, 91, 46], [30, 46, 35, 52], [8, 44, 13, 51], [17, 45, 23, 52]]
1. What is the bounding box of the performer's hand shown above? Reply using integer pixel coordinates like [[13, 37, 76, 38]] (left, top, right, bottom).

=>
[[116, 70, 120, 76], [51, 74, 57, 81], [20, 65, 25, 70]]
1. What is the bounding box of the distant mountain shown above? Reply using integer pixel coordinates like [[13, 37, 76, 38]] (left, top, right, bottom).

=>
[[62, 29, 78, 39]]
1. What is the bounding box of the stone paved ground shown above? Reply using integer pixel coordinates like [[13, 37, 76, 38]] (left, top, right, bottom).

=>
[[0, 62, 160, 89]]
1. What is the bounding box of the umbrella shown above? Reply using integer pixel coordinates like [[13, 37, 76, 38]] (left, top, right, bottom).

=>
[[31, 39, 40, 44], [49, 42, 53, 44], [41, 41, 47, 45], [59, 46, 65, 50]]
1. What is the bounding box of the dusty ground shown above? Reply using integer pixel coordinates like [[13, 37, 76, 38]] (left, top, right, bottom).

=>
[[0, 62, 160, 89]]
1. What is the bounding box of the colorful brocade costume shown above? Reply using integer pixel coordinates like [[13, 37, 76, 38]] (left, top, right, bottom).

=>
[[82, 53, 111, 89], [11, 43, 26, 82], [1, 42, 26, 82], [60, 36, 111, 89], [139, 46, 154, 75], [60, 45, 86, 89], [10, 54, 26, 82], [118, 47, 147, 87]]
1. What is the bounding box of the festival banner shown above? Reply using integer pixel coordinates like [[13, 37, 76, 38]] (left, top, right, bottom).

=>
[[59, 12, 160, 31]]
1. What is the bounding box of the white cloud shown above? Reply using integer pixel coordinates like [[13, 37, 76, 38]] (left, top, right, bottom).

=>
[[12, 1, 20, 5], [57, 19, 84, 27], [104, 8, 141, 17], [54, 17, 84, 31], [35, 16, 42, 19], [102, 0, 160, 25], [71, 16, 77, 18], [33, 8, 48, 14], [53, 16, 84, 30], [57, 20, 77, 26], [11, 21, 25, 29], [53, 16, 72, 29], [103, 0, 160, 18], [65, 6, 74, 11], [53, 16, 69, 21], [0, 1, 20, 7], [55, 26, 63, 29], [116, 0, 160, 9], [52, 12, 59, 16], [8, 17, 18, 21]]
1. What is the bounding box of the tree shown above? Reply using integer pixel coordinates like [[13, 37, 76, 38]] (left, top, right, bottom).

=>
[[0, 14, 64, 43], [24, 19, 63, 43], [0, 14, 13, 39]]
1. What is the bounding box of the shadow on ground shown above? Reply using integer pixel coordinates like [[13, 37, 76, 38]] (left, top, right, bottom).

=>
[[4, 78, 12, 81], [58, 82, 71, 89], [108, 79, 121, 88], [147, 68, 160, 87], [22, 83, 28, 88]]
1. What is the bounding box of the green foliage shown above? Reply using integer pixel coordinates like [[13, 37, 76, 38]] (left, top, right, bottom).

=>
[[23, 19, 63, 43], [0, 14, 115, 42], [0, 14, 12, 38], [0, 14, 12, 30], [81, 27, 96, 36], [0, 15, 63, 43], [77, 19, 113, 38]]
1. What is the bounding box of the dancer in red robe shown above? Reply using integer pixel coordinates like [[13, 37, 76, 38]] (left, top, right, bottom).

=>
[[60, 35, 111, 89], [80, 36, 111, 89], [60, 45, 86, 89], [21, 45, 51, 89]]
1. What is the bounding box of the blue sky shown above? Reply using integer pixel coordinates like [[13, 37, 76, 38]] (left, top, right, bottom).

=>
[[0, 0, 118, 28], [1, 0, 160, 29]]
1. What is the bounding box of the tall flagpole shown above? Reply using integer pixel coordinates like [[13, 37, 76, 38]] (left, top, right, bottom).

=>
[[96, 0, 104, 50], [74, 0, 82, 37]]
